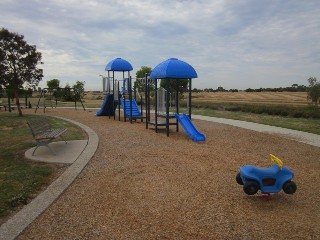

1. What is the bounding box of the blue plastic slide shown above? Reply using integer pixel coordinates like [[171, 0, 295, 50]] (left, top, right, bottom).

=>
[[120, 98, 142, 118], [96, 94, 115, 116], [175, 113, 206, 142]]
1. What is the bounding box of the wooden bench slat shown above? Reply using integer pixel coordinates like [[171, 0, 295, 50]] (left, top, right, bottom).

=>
[[36, 128, 67, 140]]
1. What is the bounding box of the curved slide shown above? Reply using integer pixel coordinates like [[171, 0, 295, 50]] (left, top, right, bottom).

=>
[[96, 94, 115, 116], [175, 113, 206, 142]]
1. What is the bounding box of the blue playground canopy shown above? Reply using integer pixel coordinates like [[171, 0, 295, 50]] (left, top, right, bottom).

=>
[[105, 57, 133, 71], [150, 58, 198, 79]]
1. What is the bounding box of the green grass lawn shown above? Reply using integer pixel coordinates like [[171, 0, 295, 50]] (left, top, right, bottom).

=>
[[0, 113, 87, 221]]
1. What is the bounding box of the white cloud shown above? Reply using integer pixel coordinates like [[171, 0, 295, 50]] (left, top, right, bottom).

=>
[[0, 0, 319, 90]]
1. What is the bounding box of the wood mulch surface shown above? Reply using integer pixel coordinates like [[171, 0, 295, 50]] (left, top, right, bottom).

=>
[[16, 108, 320, 239]]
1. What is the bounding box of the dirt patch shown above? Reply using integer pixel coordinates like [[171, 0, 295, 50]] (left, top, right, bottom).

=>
[[17, 108, 320, 239]]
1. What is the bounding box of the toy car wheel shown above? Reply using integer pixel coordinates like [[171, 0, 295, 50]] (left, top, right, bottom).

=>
[[282, 181, 297, 194], [236, 173, 243, 185], [243, 181, 259, 195]]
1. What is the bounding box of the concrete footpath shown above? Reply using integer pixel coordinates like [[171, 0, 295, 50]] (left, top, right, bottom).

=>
[[193, 115, 320, 148], [25, 140, 88, 164]]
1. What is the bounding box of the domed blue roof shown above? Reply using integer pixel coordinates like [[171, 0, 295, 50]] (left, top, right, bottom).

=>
[[150, 58, 197, 79], [105, 57, 133, 71]]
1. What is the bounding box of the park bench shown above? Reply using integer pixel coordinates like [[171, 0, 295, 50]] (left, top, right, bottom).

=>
[[27, 118, 68, 156]]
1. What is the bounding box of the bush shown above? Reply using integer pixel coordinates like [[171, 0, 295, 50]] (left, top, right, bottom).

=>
[[191, 101, 320, 119], [164, 95, 319, 119]]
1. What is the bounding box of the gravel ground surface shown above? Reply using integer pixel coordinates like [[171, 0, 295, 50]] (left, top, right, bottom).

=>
[[17, 108, 320, 239]]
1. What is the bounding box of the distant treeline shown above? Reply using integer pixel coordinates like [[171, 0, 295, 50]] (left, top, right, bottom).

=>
[[192, 84, 307, 93]]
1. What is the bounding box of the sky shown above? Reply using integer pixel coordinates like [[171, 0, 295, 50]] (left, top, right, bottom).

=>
[[0, 0, 319, 91]]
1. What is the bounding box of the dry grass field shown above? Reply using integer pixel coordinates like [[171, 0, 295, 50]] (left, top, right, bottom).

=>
[[191, 92, 309, 106], [82, 91, 308, 106], [82, 91, 309, 106], [83, 91, 104, 100], [0, 91, 311, 109]]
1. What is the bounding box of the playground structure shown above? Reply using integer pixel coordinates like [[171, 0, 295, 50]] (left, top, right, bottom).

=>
[[145, 58, 206, 142], [96, 58, 144, 123], [35, 88, 86, 113], [97, 57, 206, 142]]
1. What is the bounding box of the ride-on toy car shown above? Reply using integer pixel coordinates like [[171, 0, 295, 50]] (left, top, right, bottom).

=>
[[236, 154, 297, 195]]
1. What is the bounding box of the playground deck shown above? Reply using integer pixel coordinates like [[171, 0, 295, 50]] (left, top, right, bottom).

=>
[[16, 108, 320, 239]]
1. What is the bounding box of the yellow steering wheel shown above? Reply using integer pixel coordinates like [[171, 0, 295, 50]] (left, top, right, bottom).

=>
[[270, 154, 283, 170]]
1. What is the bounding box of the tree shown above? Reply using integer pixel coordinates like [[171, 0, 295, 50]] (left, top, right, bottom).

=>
[[135, 66, 152, 93], [47, 79, 60, 89], [217, 86, 226, 92], [307, 77, 320, 105], [192, 88, 201, 93], [308, 77, 317, 87], [62, 83, 73, 101], [160, 79, 189, 95], [73, 81, 85, 100], [47, 79, 60, 99], [25, 88, 33, 97], [0, 28, 43, 116], [0, 85, 4, 98], [229, 89, 239, 92], [245, 88, 255, 92]]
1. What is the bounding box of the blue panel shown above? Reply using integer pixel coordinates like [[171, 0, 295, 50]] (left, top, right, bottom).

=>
[[241, 164, 281, 177], [150, 58, 197, 79], [96, 94, 116, 116], [175, 114, 206, 142], [120, 98, 142, 117], [105, 58, 133, 71]]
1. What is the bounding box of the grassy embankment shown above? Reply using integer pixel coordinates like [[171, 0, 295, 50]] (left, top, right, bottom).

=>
[[0, 113, 87, 222]]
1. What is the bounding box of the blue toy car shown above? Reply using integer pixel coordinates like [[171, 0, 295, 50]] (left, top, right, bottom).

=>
[[236, 154, 297, 195]]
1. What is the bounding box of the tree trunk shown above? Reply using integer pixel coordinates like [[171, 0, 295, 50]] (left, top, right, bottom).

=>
[[14, 89, 23, 117]]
